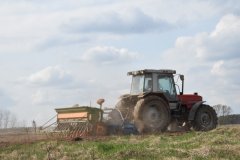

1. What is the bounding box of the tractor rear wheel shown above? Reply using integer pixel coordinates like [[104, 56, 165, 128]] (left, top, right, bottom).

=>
[[192, 104, 217, 131], [133, 96, 170, 133]]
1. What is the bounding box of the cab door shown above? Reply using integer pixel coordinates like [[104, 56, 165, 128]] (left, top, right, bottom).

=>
[[157, 74, 178, 109]]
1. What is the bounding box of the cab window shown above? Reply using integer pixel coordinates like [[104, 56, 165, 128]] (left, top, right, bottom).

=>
[[143, 74, 152, 92], [157, 75, 176, 100], [130, 74, 152, 94]]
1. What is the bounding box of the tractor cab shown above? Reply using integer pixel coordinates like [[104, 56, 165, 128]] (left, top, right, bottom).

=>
[[128, 69, 180, 101]]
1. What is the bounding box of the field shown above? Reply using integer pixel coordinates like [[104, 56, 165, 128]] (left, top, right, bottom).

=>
[[0, 125, 240, 160]]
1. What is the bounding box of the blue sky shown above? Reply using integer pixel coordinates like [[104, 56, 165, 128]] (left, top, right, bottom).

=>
[[0, 0, 239, 125]]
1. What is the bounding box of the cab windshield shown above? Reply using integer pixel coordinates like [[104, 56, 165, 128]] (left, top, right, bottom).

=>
[[157, 75, 177, 100], [130, 74, 152, 95]]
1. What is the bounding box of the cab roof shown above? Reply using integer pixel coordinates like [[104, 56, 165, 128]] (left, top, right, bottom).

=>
[[127, 69, 176, 76]]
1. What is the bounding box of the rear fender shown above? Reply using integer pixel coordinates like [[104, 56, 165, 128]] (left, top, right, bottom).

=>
[[188, 101, 206, 120]]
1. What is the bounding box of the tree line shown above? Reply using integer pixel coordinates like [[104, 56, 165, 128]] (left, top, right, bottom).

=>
[[213, 104, 240, 125], [0, 109, 17, 128]]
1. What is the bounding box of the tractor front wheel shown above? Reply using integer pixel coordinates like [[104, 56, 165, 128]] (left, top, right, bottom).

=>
[[192, 104, 217, 131]]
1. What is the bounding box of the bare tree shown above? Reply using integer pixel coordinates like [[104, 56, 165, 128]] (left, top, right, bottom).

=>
[[213, 104, 232, 125], [0, 110, 18, 128], [32, 120, 37, 133], [10, 114, 17, 128], [3, 110, 10, 128], [0, 110, 3, 128], [213, 104, 232, 117], [221, 105, 232, 117], [213, 104, 221, 116]]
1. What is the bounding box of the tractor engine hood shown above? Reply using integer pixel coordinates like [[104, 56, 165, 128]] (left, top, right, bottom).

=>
[[178, 93, 202, 109]]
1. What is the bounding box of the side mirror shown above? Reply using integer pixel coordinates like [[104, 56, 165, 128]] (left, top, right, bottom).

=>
[[179, 75, 184, 94], [180, 75, 184, 81]]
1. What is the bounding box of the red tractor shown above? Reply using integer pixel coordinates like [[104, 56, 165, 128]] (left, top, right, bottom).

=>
[[114, 69, 217, 133]]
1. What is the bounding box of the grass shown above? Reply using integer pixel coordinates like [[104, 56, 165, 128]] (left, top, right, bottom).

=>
[[0, 125, 240, 160]]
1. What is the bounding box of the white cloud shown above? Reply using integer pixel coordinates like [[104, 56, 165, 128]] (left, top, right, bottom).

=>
[[163, 14, 240, 62], [80, 46, 139, 65], [63, 8, 171, 34], [211, 60, 225, 76], [211, 14, 240, 37], [107, 0, 240, 24], [0, 0, 239, 53], [26, 66, 73, 86]]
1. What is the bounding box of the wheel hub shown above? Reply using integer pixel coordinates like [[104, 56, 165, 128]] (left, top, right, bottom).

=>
[[143, 106, 161, 128], [201, 113, 211, 125]]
